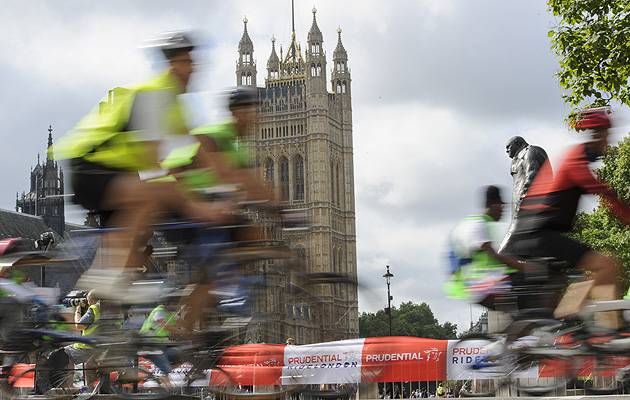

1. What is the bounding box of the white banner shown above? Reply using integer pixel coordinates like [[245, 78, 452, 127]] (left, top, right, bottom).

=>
[[446, 339, 537, 380], [281, 338, 365, 385]]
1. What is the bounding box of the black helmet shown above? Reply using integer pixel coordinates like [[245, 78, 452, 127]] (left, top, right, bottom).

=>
[[151, 31, 195, 60], [484, 185, 505, 208], [229, 86, 259, 109]]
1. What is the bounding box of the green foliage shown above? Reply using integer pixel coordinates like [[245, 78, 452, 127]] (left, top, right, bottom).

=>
[[570, 137, 630, 288], [548, 0, 630, 290], [548, 0, 630, 108], [359, 301, 458, 339]]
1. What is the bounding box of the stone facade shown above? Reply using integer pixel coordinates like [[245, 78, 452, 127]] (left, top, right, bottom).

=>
[[15, 126, 65, 236], [236, 8, 358, 344]]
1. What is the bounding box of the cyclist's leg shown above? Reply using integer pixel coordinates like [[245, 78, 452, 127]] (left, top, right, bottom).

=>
[[577, 251, 619, 292], [514, 230, 620, 325], [99, 177, 233, 269], [577, 251, 620, 328], [180, 283, 216, 331], [179, 228, 232, 331]]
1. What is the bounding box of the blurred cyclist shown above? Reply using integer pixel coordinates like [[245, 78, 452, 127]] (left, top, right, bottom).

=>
[[53, 32, 233, 284], [160, 87, 276, 330], [163, 86, 274, 202], [508, 108, 630, 304], [446, 185, 525, 308]]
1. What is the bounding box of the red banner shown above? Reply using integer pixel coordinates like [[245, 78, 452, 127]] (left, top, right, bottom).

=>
[[217, 343, 285, 385], [14, 336, 630, 388], [362, 337, 447, 382]]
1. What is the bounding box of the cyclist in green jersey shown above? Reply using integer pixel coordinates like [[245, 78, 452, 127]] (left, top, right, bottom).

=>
[[160, 87, 276, 330], [446, 186, 525, 307]]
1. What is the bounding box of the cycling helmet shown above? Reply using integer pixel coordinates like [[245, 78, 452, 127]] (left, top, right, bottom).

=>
[[228, 86, 259, 109], [150, 31, 195, 60], [573, 107, 612, 131]]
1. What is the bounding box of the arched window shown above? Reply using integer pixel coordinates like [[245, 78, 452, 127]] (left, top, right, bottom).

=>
[[342, 81, 347, 94], [311, 63, 316, 77], [337, 248, 344, 273], [316, 63, 322, 76], [294, 155, 304, 201], [332, 247, 338, 296], [280, 157, 289, 201], [246, 72, 252, 85], [241, 73, 246, 86], [264, 158, 274, 185], [296, 246, 307, 271], [336, 80, 342, 93], [336, 163, 342, 205], [330, 161, 336, 205]]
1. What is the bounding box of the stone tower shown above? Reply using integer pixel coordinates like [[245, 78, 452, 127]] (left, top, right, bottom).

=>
[[237, 4, 358, 344], [16, 126, 65, 236]]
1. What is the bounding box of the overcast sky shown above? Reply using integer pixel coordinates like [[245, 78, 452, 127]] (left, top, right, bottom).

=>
[[0, 0, 627, 332]]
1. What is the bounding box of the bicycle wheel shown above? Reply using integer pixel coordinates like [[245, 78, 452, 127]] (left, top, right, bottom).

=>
[[583, 353, 627, 395], [512, 347, 575, 396]]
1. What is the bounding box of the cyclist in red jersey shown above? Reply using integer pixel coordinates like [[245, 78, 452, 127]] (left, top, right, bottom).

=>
[[508, 108, 630, 299]]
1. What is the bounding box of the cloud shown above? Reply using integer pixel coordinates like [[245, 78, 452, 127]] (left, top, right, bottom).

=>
[[352, 99, 590, 329], [2, 0, 624, 332]]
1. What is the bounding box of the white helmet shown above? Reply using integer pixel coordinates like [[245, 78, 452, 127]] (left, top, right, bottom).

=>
[[147, 31, 195, 59]]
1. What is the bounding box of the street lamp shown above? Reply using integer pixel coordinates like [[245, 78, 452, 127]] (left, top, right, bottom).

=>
[[383, 265, 394, 336]]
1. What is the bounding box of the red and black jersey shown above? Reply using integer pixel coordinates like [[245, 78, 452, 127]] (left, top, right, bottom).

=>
[[519, 143, 630, 232]]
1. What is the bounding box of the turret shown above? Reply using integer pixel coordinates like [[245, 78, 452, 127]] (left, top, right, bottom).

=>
[[331, 27, 351, 95], [267, 36, 280, 80], [306, 7, 327, 95], [236, 17, 257, 86]]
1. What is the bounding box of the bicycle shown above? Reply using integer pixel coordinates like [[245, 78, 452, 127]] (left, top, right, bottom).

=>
[[455, 258, 630, 397]]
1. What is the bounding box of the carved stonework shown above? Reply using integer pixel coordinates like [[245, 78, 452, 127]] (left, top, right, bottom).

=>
[[237, 9, 358, 344]]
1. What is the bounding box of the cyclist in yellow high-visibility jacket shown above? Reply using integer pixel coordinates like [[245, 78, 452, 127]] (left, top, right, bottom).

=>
[[52, 32, 233, 283]]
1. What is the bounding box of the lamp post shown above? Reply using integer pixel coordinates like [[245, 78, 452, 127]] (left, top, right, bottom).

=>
[[382, 265, 395, 398], [383, 265, 394, 336]]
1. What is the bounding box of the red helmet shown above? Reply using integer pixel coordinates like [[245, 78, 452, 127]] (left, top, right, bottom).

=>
[[573, 107, 612, 131]]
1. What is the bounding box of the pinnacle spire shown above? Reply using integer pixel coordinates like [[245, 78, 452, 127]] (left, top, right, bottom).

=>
[[47, 125, 54, 162], [267, 35, 280, 70], [238, 16, 253, 52], [334, 26, 347, 60], [308, 5, 323, 43], [47, 125, 53, 148]]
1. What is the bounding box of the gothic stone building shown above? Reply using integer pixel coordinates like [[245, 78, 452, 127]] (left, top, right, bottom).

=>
[[15, 126, 65, 236], [236, 9, 358, 344]]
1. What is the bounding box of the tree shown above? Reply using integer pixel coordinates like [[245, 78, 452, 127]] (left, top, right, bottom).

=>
[[359, 301, 458, 339], [570, 138, 630, 287], [548, 0, 630, 108], [548, 0, 630, 286]]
